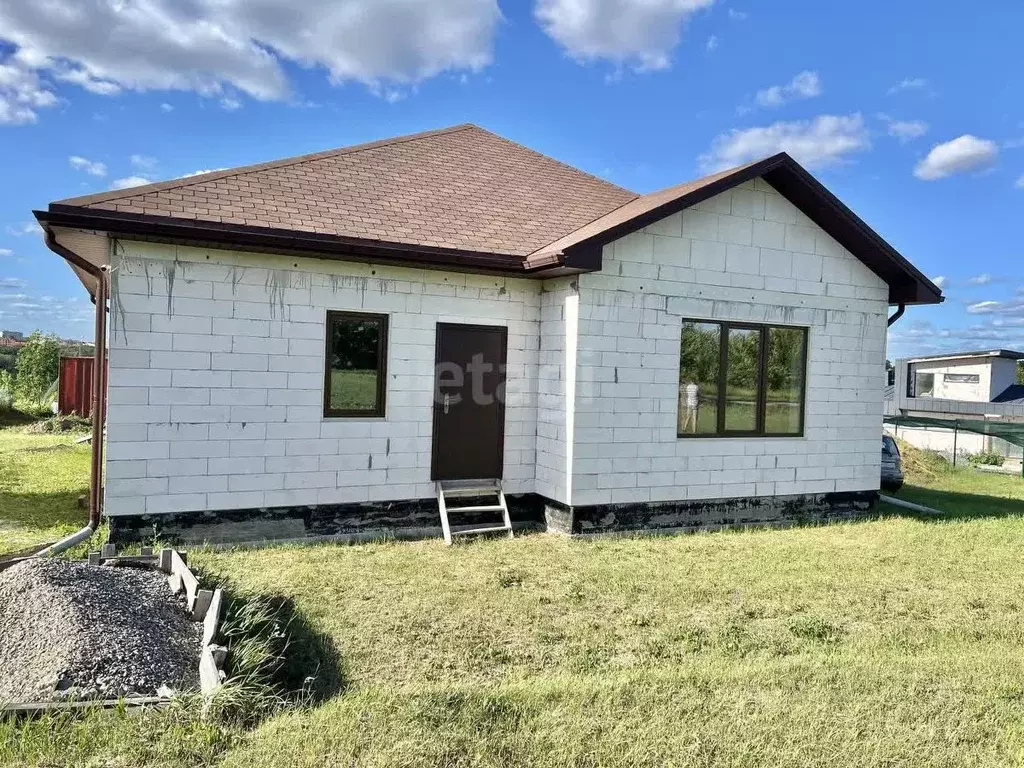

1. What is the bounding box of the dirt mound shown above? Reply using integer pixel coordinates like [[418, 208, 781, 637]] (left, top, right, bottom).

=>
[[895, 437, 951, 481], [0, 558, 201, 705]]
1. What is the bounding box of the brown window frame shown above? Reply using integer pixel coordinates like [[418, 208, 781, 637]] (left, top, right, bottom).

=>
[[323, 310, 389, 418], [677, 319, 808, 439]]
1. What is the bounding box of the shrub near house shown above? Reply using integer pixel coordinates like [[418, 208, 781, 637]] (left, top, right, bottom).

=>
[[14, 332, 59, 406]]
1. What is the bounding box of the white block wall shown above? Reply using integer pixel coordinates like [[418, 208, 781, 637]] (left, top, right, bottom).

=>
[[535, 278, 579, 505], [104, 242, 540, 516], [570, 177, 890, 506], [101, 174, 896, 519]]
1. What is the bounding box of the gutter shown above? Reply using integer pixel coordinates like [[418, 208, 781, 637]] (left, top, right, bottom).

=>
[[33, 231, 108, 556], [35, 207, 548, 278]]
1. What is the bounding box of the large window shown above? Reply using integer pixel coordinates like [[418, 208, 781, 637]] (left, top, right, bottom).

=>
[[324, 311, 388, 417], [678, 320, 807, 437]]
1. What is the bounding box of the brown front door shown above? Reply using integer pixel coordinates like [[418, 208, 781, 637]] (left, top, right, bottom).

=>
[[431, 323, 507, 481]]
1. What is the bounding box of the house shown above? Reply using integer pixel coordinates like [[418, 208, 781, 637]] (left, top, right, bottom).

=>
[[35, 124, 942, 544], [886, 350, 1024, 462]]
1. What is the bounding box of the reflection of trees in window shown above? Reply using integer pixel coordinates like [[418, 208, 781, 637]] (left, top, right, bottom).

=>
[[678, 320, 807, 437], [679, 322, 720, 435], [725, 328, 759, 432], [324, 311, 388, 417], [766, 327, 805, 434]]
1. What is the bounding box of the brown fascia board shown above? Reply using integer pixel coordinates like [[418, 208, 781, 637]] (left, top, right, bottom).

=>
[[34, 205, 550, 278], [553, 153, 944, 306]]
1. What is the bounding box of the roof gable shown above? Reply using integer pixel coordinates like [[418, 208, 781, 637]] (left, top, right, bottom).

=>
[[532, 153, 943, 306]]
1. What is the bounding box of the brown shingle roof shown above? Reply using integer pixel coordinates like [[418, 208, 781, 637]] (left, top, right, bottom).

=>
[[41, 126, 941, 305], [530, 161, 761, 258], [55, 124, 637, 258]]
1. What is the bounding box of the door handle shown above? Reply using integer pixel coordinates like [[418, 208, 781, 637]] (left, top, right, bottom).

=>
[[444, 393, 450, 415]]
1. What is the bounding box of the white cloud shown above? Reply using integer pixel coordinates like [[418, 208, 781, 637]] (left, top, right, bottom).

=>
[[0, 277, 26, 290], [967, 299, 1024, 316], [913, 135, 998, 181], [1015, 174, 1024, 189], [0, 0, 501, 113], [968, 273, 992, 286], [53, 64, 120, 95], [177, 168, 228, 178], [727, 8, 747, 20], [110, 176, 152, 190], [930, 275, 947, 289], [535, 0, 716, 72], [706, 35, 718, 52], [0, 289, 94, 333], [885, 118, 928, 143], [699, 113, 870, 172], [5, 221, 42, 237], [68, 155, 107, 177], [130, 154, 157, 170], [889, 319, 1024, 358], [887, 77, 927, 95], [0, 60, 57, 124], [160, 102, 174, 112], [754, 70, 821, 108], [220, 96, 242, 111]]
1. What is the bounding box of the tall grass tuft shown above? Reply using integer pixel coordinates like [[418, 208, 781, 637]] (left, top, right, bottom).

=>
[[202, 588, 342, 726], [205, 595, 292, 726]]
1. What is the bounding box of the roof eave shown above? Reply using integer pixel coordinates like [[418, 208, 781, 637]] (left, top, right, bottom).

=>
[[35, 206, 554, 279]]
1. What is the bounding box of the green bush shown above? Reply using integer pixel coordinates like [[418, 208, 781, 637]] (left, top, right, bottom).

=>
[[0, 370, 13, 411], [967, 450, 1005, 467], [14, 331, 60, 406]]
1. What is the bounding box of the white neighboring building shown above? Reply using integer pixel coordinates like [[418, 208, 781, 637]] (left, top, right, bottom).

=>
[[35, 124, 942, 544], [886, 350, 1024, 460]]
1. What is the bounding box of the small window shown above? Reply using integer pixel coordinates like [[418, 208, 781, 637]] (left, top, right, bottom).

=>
[[908, 367, 935, 398], [324, 311, 388, 417], [679, 320, 807, 437], [944, 373, 979, 384]]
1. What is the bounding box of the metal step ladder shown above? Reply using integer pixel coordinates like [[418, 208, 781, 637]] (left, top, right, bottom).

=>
[[435, 479, 513, 545]]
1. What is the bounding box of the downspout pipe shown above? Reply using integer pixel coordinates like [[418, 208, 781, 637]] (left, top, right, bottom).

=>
[[33, 231, 108, 557], [887, 303, 906, 327]]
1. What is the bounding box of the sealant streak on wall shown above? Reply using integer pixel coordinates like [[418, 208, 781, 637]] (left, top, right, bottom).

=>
[[104, 241, 542, 517]]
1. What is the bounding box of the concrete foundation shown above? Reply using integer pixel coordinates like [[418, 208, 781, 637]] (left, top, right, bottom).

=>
[[108, 490, 878, 546], [546, 490, 878, 536]]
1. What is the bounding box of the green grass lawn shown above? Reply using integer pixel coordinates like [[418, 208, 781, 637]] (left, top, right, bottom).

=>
[[3, 435, 1024, 767], [0, 425, 92, 556]]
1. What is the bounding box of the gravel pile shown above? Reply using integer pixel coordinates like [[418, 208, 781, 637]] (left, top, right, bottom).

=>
[[0, 558, 202, 704]]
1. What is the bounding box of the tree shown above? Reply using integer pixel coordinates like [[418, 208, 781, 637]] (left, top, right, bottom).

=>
[[1018, 361, 1024, 386], [15, 331, 60, 404]]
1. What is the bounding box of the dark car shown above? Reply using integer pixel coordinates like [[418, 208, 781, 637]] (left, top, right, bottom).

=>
[[881, 434, 904, 492]]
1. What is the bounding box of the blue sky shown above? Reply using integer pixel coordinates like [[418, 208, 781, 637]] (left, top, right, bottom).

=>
[[0, 0, 1021, 359]]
